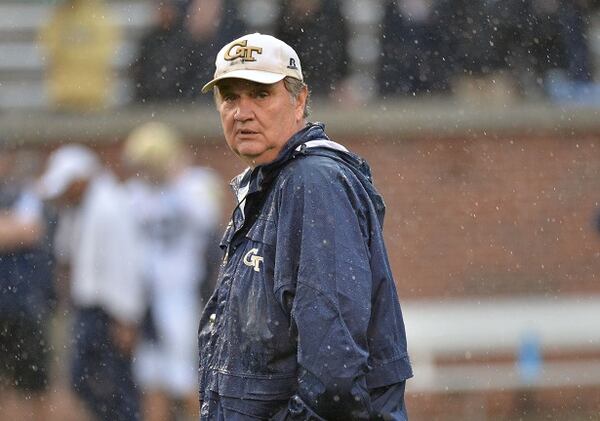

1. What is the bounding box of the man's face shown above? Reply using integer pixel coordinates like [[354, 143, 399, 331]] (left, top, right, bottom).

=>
[[216, 78, 307, 167], [157, 2, 178, 30], [58, 178, 88, 206]]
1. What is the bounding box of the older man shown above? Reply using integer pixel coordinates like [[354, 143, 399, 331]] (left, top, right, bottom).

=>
[[198, 33, 412, 420]]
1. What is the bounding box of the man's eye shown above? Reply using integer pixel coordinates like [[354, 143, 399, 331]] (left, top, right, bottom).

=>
[[256, 91, 269, 99], [220, 91, 236, 101]]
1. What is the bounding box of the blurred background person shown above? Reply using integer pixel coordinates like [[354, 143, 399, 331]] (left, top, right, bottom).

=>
[[183, 0, 246, 101], [434, 0, 517, 103], [131, 0, 196, 104], [132, 0, 245, 104], [38, 144, 144, 421], [122, 122, 222, 421], [378, 0, 450, 98], [38, 0, 120, 112], [528, 0, 600, 104], [0, 148, 57, 421], [275, 0, 350, 100]]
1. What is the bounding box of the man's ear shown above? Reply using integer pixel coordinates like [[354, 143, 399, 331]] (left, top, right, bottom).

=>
[[213, 86, 222, 107], [295, 86, 308, 121]]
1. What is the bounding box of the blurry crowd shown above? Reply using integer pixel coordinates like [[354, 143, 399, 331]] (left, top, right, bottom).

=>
[[378, 0, 600, 103], [0, 124, 223, 420], [35, 0, 600, 111]]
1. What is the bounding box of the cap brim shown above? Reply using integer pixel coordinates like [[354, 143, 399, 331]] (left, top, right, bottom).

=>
[[201, 70, 286, 93]]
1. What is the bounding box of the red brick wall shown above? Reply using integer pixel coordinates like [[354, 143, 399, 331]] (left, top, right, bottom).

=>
[[174, 132, 600, 300]]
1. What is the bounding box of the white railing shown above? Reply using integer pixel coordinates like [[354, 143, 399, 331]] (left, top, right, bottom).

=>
[[403, 295, 600, 393]]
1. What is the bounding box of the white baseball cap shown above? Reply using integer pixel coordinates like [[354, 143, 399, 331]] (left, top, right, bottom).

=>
[[38, 144, 101, 200], [201, 33, 303, 93]]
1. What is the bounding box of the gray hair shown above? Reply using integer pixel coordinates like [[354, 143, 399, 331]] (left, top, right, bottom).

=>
[[283, 77, 311, 119]]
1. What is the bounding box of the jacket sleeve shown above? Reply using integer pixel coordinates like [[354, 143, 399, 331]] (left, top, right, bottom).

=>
[[272, 163, 374, 420]]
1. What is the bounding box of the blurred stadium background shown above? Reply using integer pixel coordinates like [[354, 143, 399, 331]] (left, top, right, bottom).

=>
[[2, 0, 600, 420]]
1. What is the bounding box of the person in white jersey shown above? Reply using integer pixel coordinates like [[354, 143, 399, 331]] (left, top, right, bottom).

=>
[[122, 122, 223, 421]]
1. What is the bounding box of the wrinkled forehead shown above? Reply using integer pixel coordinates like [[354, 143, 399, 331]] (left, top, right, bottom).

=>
[[216, 78, 280, 93]]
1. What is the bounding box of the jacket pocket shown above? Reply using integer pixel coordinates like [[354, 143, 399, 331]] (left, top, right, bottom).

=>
[[204, 371, 295, 419], [245, 217, 277, 246], [211, 371, 297, 401]]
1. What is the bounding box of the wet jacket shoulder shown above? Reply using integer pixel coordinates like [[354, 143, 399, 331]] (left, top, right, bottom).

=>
[[198, 123, 412, 420]]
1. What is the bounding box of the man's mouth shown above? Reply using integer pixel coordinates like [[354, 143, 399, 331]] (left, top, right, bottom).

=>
[[238, 129, 258, 136]]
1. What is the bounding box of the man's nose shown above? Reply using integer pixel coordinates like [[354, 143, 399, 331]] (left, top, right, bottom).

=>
[[234, 97, 254, 121]]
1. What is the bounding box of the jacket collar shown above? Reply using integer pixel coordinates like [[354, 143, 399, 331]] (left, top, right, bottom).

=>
[[230, 122, 329, 197]]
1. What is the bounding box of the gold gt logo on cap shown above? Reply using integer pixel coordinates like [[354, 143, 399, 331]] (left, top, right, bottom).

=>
[[224, 40, 263, 62]]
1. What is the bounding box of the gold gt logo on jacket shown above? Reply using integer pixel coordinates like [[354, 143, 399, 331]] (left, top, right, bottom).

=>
[[243, 248, 264, 272]]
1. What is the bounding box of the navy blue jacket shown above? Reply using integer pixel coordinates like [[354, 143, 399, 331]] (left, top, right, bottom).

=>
[[198, 123, 412, 420]]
